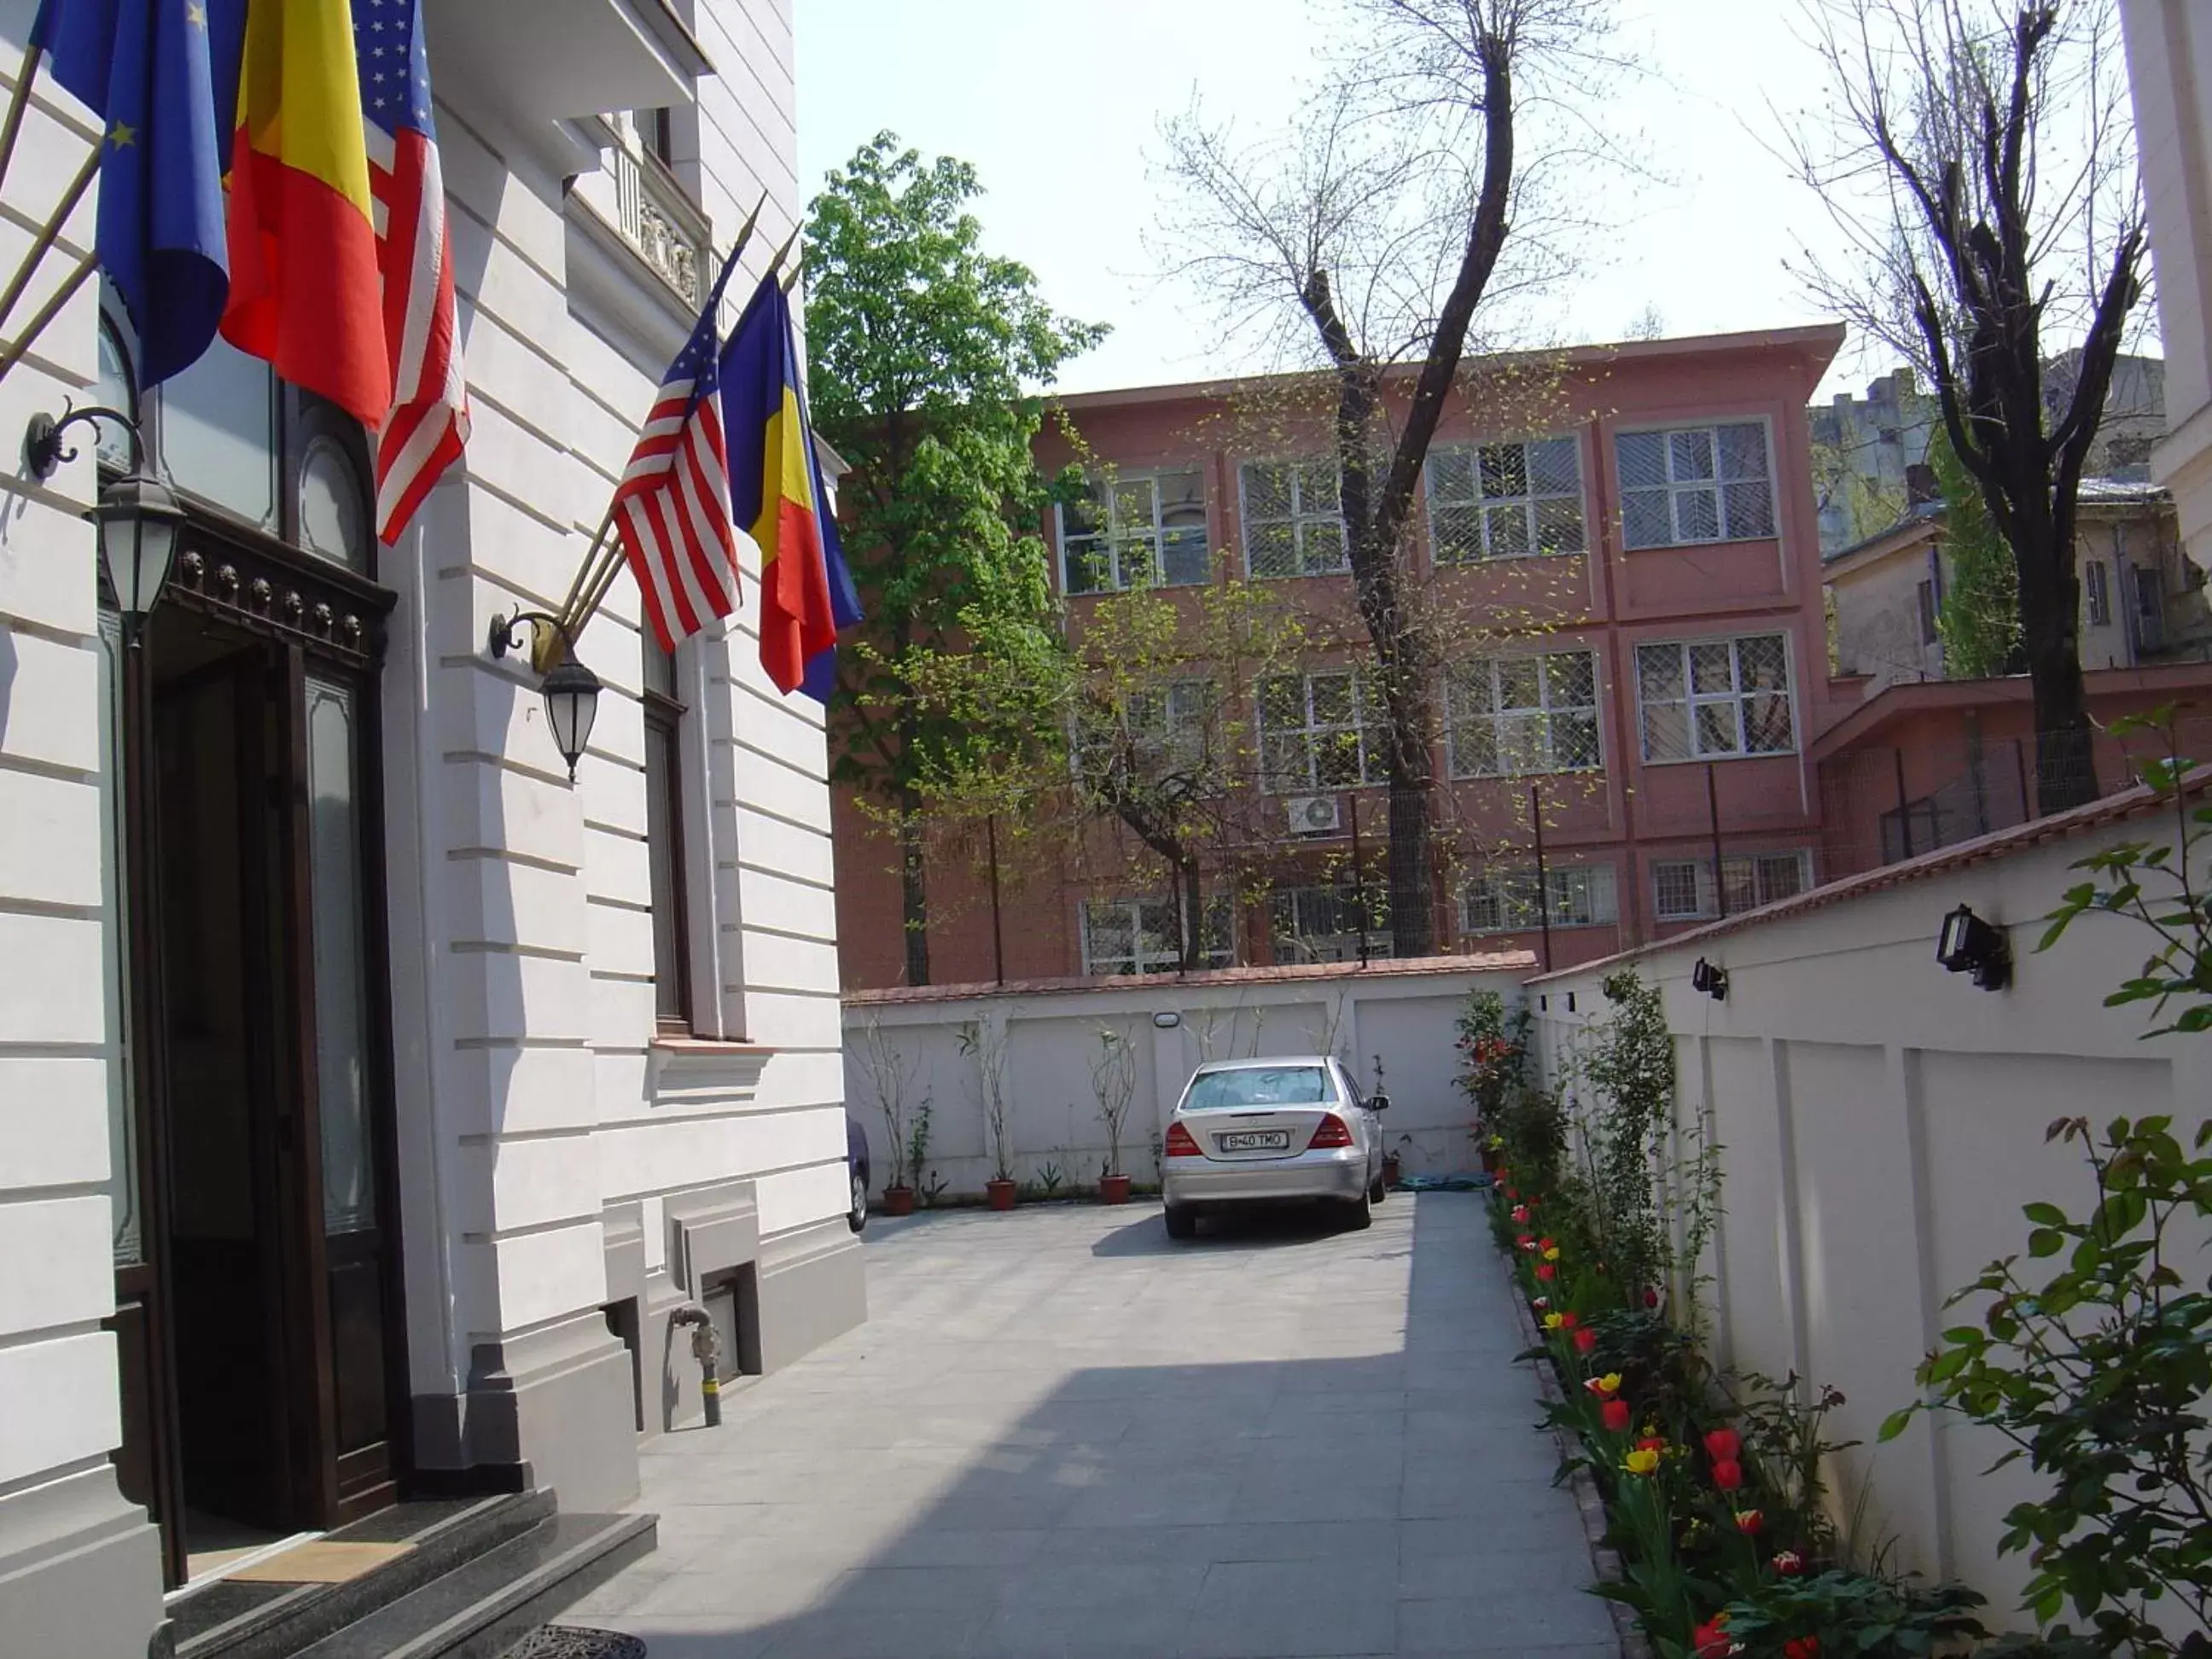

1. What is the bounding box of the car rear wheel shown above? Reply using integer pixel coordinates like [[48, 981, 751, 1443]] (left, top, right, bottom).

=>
[[847, 1169, 869, 1233], [1368, 1167, 1388, 1204], [1341, 1190, 1373, 1231], [1163, 1203, 1197, 1241]]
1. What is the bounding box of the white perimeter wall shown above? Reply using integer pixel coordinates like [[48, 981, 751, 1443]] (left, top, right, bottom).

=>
[[1529, 807, 2212, 1617], [844, 962, 1532, 1198]]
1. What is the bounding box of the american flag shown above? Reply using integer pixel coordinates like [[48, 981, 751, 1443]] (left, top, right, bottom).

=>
[[356, 0, 469, 544], [614, 247, 746, 651]]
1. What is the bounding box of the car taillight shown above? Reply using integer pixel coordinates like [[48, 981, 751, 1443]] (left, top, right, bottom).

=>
[[1307, 1114, 1355, 1150], [1164, 1121, 1204, 1157]]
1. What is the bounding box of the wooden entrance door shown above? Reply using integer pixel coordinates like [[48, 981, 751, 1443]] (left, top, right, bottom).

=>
[[105, 529, 404, 1584]]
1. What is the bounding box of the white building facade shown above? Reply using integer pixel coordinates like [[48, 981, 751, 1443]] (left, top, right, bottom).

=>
[[0, 3, 859, 1652], [2123, 0, 2212, 579]]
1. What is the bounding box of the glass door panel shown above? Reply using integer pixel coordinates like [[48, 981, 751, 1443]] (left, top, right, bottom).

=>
[[304, 675, 374, 1233]]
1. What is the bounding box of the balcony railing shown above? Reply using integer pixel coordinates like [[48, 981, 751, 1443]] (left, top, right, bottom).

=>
[[609, 128, 708, 307]]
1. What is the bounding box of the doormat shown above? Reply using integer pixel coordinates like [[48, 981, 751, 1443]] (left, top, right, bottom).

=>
[[227, 1540, 413, 1583], [503, 1628, 649, 1659]]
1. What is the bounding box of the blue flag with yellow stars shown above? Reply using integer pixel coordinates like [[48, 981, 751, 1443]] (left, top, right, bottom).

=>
[[32, 0, 246, 387]]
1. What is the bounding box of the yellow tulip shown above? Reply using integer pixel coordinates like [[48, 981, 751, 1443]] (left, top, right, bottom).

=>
[[1622, 1447, 1661, 1476], [1542, 1246, 1560, 1261], [1542, 1312, 1564, 1330]]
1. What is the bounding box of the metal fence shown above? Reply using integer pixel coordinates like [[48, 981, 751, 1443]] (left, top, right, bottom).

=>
[[1819, 714, 2212, 881]]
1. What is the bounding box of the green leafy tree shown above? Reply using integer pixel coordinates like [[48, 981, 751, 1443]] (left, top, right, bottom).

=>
[[804, 134, 1106, 985], [1931, 426, 2023, 680]]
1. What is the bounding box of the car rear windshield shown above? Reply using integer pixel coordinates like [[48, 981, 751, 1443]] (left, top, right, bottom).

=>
[[1182, 1066, 1333, 1110]]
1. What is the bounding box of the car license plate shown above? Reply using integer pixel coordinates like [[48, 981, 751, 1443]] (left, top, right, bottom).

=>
[[1219, 1130, 1291, 1152]]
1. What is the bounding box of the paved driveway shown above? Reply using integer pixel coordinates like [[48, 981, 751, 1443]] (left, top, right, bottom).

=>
[[573, 1192, 1619, 1658]]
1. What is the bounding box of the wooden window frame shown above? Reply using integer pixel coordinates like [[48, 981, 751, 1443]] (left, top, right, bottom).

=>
[[643, 682, 693, 1034]]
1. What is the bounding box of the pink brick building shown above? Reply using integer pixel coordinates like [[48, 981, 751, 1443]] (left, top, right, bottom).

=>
[[835, 326, 1850, 988]]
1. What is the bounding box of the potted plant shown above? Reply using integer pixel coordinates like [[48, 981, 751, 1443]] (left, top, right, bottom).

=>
[[959, 1020, 1018, 1210], [1090, 1024, 1137, 1204], [857, 1016, 921, 1215]]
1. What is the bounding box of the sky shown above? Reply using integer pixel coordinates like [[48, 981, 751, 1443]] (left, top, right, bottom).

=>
[[793, 2, 1921, 405]]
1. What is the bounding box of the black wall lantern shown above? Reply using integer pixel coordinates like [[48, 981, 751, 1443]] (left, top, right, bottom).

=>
[[26, 405, 184, 643], [488, 610, 602, 782], [1691, 957, 1729, 1001], [1936, 904, 2011, 991]]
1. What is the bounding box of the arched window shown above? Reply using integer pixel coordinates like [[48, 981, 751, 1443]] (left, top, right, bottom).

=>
[[98, 280, 377, 572]]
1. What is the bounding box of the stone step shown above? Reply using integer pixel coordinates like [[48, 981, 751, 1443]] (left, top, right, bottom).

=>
[[174, 1493, 560, 1659], [289, 1512, 657, 1659]]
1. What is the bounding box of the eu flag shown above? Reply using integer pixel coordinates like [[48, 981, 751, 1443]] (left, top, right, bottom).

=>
[[32, 0, 245, 387]]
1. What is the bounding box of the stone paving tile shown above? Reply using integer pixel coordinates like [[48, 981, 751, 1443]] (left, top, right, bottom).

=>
[[587, 1194, 1615, 1657]]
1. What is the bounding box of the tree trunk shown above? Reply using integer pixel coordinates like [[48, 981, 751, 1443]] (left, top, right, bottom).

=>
[[898, 781, 930, 987], [2006, 484, 2098, 815], [1382, 700, 1437, 959], [1179, 858, 1204, 969]]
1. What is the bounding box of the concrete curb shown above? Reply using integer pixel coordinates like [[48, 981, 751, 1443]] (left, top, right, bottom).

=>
[[1493, 1239, 1656, 1659]]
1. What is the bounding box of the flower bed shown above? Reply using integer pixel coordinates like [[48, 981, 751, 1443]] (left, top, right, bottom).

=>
[[1469, 981, 2000, 1659]]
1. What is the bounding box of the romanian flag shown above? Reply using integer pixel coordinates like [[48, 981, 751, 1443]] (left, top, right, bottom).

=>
[[219, 0, 388, 430], [720, 274, 837, 695]]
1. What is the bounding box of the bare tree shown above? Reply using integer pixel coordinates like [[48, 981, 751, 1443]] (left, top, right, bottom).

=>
[[1159, 0, 1621, 956], [1787, 0, 2149, 812]]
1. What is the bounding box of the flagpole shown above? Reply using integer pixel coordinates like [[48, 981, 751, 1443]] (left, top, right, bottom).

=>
[[556, 504, 620, 631], [0, 249, 96, 389], [0, 44, 47, 201], [0, 142, 100, 341], [557, 189, 777, 646]]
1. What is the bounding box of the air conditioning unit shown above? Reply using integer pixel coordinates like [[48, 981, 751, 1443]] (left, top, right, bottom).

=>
[[1285, 795, 1342, 836]]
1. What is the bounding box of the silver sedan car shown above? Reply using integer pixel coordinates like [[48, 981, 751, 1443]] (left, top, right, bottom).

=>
[[1161, 1057, 1389, 1239]]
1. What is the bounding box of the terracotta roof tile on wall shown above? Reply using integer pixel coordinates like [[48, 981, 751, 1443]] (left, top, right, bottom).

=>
[[845, 951, 1540, 1008]]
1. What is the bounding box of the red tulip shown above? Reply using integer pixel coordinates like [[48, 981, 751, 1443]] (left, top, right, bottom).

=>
[[1557, 1312, 1579, 1330], [1530, 1296, 1550, 1311], [1773, 1551, 1804, 1576], [1644, 1286, 1661, 1309], [1510, 1204, 1529, 1223], [1784, 1639, 1820, 1659], [1711, 1458, 1743, 1492], [1538, 1237, 1557, 1252], [1535, 1263, 1557, 1282], [1600, 1399, 1632, 1432], [1516, 1234, 1537, 1250], [1703, 1428, 1741, 1463], [1733, 1509, 1763, 1535], [1636, 1435, 1668, 1452], [1573, 1328, 1598, 1354], [1691, 1616, 1733, 1658]]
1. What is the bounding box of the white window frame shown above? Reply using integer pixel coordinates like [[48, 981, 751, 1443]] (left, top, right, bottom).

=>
[[1267, 882, 1391, 964], [1071, 678, 1214, 782], [1080, 894, 1231, 976], [1635, 632, 1797, 764], [1239, 457, 1348, 579], [1615, 418, 1777, 550], [1444, 649, 1603, 778], [1651, 850, 1813, 923], [2085, 558, 2111, 626], [1056, 469, 1212, 595], [1461, 864, 1618, 934], [1426, 435, 1587, 563], [1257, 669, 1387, 793]]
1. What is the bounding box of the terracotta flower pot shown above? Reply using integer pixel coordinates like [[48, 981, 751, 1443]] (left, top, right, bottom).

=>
[[1098, 1173, 1132, 1206], [882, 1185, 916, 1217], [1382, 1155, 1401, 1188], [987, 1178, 1018, 1211]]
